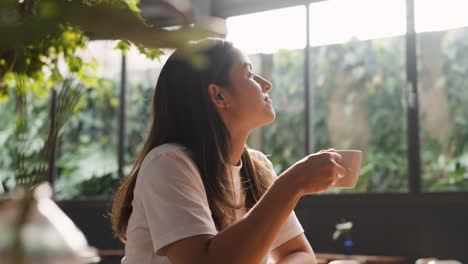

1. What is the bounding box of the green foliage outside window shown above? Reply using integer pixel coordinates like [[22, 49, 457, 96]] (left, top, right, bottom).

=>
[[124, 72, 156, 172], [420, 27, 468, 191], [1, 2, 466, 196], [263, 28, 468, 193], [318, 37, 408, 193], [55, 78, 120, 199], [52, 27, 468, 196], [0, 0, 222, 197], [263, 50, 306, 174], [53, 63, 160, 199], [0, 90, 50, 191], [264, 36, 407, 193]]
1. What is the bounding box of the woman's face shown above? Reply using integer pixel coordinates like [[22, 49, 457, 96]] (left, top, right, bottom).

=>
[[222, 48, 275, 131]]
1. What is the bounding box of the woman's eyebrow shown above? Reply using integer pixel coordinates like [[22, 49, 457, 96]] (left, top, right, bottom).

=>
[[243, 62, 253, 71]]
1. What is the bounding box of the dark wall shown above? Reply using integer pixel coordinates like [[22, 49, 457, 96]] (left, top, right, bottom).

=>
[[59, 200, 123, 250], [296, 193, 468, 263], [58, 192, 468, 264], [58, 200, 124, 264]]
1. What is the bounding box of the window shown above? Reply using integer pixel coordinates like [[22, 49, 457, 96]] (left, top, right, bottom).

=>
[[227, 0, 468, 194], [53, 41, 170, 199], [124, 47, 172, 174], [308, 0, 406, 47], [415, 0, 468, 191], [22, 0, 466, 198], [309, 0, 407, 193], [55, 41, 121, 199], [227, 6, 306, 54], [0, 76, 50, 192]]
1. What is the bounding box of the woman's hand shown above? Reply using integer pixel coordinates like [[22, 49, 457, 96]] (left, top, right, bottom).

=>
[[280, 149, 346, 195]]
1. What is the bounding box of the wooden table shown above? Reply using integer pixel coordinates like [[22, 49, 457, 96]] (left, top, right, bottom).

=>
[[98, 250, 410, 264], [316, 253, 410, 264], [98, 249, 124, 257]]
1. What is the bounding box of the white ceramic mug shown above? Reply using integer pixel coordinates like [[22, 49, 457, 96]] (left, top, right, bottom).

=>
[[333, 150, 362, 188]]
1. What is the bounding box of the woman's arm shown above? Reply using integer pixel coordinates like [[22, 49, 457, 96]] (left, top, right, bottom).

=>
[[165, 151, 344, 264], [165, 174, 301, 264], [271, 233, 316, 264]]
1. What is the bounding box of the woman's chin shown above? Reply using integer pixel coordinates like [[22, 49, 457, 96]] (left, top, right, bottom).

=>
[[263, 110, 276, 125], [249, 109, 276, 129], [269, 110, 276, 122]]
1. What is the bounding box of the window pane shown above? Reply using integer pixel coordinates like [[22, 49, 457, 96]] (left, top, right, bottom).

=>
[[264, 50, 306, 173], [124, 47, 172, 174], [309, 0, 406, 47], [418, 25, 468, 191], [55, 41, 121, 199], [0, 82, 50, 193], [309, 0, 408, 193], [227, 6, 306, 174], [227, 6, 306, 54], [0, 93, 16, 193], [415, 0, 468, 33]]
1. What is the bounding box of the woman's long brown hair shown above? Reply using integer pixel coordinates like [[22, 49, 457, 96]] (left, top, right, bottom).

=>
[[111, 38, 273, 242]]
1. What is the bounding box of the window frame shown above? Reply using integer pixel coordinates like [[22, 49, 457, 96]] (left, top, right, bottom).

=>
[[48, 0, 468, 198], [219, 0, 468, 196]]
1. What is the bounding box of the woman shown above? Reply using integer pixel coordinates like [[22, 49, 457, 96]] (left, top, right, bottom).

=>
[[111, 38, 345, 264]]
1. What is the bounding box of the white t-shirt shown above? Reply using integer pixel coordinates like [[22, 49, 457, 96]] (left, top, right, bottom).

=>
[[122, 144, 304, 264]]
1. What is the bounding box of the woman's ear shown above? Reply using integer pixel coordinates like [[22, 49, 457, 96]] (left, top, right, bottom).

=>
[[208, 83, 230, 110]]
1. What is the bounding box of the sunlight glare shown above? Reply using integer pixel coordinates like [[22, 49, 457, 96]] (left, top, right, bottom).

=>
[[226, 6, 306, 54], [415, 0, 468, 33], [309, 0, 406, 46], [226, 0, 468, 53]]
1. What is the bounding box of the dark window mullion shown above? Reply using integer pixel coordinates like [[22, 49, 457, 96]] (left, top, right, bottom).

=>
[[118, 53, 127, 179], [305, 4, 313, 155], [405, 0, 421, 193], [48, 88, 57, 187]]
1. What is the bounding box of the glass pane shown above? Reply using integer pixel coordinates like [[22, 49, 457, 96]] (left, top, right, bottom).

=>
[[227, 6, 306, 54], [418, 25, 468, 191], [227, 6, 307, 174], [415, 0, 468, 33], [309, 0, 406, 47], [0, 93, 15, 193], [124, 47, 173, 174], [264, 50, 306, 174], [55, 41, 121, 199], [0, 83, 50, 193], [309, 0, 408, 193]]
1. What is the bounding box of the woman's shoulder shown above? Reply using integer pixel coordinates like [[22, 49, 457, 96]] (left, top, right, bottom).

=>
[[140, 143, 196, 174], [247, 148, 275, 171], [146, 143, 190, 157], [134, 144, 208, 205], [247, 148, 270, 162]]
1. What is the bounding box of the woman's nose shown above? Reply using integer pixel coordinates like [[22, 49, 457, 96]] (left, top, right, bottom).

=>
[[256, 75, 272, 92]]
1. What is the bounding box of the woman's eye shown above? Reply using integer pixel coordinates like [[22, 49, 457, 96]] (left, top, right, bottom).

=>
[[248, 72, 255, 78]]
